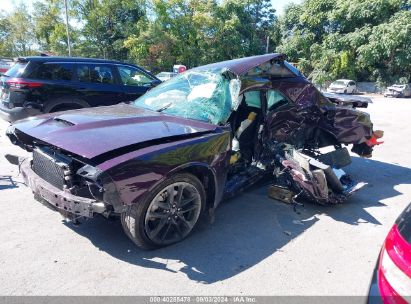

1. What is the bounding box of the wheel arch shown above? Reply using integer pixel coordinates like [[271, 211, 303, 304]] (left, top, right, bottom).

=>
[[44, 98, 90, 113], [121, 162, 219, 216], [167, 162, 217, 213]]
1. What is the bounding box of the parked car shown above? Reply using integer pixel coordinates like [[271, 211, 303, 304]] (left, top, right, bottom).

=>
[[0, 56, 160, 122], [0, 58, 14, 74], [156, 72, 177, 82], [6, 53, 382, 249], [173, 64, 187, 73], [368, 203, 411, 303], [327, 79, 357, 94], [384, 84, 411, 98]]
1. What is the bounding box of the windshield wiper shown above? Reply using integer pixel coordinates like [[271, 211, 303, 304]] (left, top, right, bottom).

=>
[[156, 102, 172, 112]]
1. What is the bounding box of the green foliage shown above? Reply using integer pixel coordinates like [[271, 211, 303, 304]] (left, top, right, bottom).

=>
[[0, 0, 409, 85], [33, 0, 74, 55], [1, 3, 36, 56], [72, 0, 147, 60], [0, 12, 13, 57], [277, 0, 411, 85], [125, 0, 277, 72]]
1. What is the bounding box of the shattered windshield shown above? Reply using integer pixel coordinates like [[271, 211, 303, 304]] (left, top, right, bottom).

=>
[[133, 69, 238, 125]]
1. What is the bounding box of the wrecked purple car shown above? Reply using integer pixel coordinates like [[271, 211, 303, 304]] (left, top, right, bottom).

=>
[[5, 54, 382, 249]]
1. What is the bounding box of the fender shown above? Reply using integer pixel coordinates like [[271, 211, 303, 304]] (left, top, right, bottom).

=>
[[102, 131, 231, 212]]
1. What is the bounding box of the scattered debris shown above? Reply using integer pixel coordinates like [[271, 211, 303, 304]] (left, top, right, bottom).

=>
[[267, 184, 294, 204], [284, 230, 292, 236], [265, 142, 366, 205]]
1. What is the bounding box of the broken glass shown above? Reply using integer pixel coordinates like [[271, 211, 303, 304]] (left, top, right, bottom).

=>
[[133, 69, 238, 125]]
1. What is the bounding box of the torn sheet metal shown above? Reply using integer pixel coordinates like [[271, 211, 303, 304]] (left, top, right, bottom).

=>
[[261, 140, 365, 205], [323, 92, 372, 108]]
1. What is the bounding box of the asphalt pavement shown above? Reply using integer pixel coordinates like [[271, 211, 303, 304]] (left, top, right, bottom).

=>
[[0, 96, 410, 296]]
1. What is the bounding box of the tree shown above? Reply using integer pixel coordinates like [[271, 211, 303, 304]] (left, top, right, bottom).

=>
[[277, 0, 411, 85], [0, 12, 13, 57], [73, 0, 147, 60], [124, 0, 277, 71], [33, 0, 77, 56], [7, 3, 36, 56]]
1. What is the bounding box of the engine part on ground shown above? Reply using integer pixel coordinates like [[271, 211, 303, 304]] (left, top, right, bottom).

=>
[[311, 169, 329, 199], [263, 140, 363, 205], [307, 157, 345, 193], [267, 184, 295, 204]]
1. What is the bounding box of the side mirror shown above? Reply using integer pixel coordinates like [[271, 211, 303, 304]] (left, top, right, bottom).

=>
[[150, 79, 162, 88]]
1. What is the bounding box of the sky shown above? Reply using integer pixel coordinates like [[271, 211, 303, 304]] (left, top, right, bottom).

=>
[[1, 0, 301, 15]]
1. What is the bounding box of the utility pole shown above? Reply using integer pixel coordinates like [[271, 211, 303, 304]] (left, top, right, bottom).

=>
[[265, 36, 270, 54], [64, 0, 72, 56]]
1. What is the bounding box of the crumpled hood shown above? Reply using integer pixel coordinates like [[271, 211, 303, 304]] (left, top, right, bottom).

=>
[[10, 104, 217, 160]]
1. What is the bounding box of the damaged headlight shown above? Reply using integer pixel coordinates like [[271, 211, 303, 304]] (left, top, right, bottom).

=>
[[77, 164, 103, 183], [76, 164, 105, 200], [76, 164, 124, 212]]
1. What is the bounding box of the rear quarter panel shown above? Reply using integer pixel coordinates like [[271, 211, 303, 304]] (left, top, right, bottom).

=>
[[264, 78, 373, 146]]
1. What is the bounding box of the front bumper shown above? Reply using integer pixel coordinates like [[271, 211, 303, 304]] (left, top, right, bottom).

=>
[[384, 92, 401, 97], [0, 102, 41, 122], [20, 158, 106, 218]]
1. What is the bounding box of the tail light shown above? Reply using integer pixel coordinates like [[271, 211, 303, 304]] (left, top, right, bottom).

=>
[[378, 224, 411, 304], [6, 78, 43, 89]]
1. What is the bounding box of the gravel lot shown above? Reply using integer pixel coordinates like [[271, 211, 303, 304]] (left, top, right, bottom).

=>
[[0, 96, 411, 296]]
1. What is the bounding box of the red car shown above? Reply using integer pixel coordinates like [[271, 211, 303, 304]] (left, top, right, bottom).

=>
[[368, 203, 411, 303]]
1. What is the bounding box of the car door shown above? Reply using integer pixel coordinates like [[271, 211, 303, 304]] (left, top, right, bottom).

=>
[[73, 63, 123, 107], [115, 65, 156, 102]]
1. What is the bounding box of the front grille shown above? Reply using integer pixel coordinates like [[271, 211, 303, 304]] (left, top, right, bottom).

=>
[[33, 147, 73, 190]]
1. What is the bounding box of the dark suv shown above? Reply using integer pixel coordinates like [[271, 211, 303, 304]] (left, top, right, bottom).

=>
[[0, 56, 160, 122]]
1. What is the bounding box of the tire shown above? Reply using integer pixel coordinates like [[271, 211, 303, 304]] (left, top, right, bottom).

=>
[[121, 173, 205, 250]]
